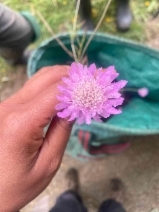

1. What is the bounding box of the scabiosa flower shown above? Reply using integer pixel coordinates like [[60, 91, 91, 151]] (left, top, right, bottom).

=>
[[138, 87, 149, 97], [56, 63, 127, 125]]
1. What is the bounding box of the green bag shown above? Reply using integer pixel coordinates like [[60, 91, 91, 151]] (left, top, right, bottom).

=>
[[27, 32, 159, 159]]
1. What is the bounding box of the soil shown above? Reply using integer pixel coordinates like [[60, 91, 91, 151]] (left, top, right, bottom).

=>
[[146, 17, 159, 49], [1, 17, 159, 212], [0, 67, 27, 101]]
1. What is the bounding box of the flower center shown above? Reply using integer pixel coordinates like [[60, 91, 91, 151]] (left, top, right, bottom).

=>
[[72, 77, 105, 110]]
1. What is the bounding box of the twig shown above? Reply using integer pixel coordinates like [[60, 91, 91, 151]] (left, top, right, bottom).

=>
[[81, 0, 112, 60], [71, 42, 78, 62], [78, 30, 87, 63], [70, 0, 81, 62], [73, 0, 81, 32], [36, 10, 74, 59]]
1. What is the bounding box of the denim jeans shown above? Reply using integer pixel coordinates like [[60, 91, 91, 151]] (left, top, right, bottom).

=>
[[49, 190, 126, 212]]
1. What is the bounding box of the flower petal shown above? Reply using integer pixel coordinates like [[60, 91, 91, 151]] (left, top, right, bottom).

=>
[[57, 85, 71, 97], [101, 110, 111, 118], [55, 102, 70, 110], [76, 115, 85, 125], [93, 115, 103, 122], [57, 108, 71, 118], [107, 107, 122, 115], [111, 80, 128, 90], [68, 105, 77, 111], [68, 111, 79, 121], [106, 66, 116, 74], [70, 73, 79, 82], [62, 77, 72, 86], [77, 63, 84, 74], [107, 97, 124, 107], [98, 73, 119, 86], [70, 62, 78, 74], [89, 63, 96, 75], [107, 92, 121, 98], [81, 65, 88, 76], [57, 95, 71, 102], [85, 113, 92, 125], [57, 85, 66, 91]]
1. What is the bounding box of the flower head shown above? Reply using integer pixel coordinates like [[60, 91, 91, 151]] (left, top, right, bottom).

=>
[[56, 63, 127, 125], [138, 87, 149, 97]]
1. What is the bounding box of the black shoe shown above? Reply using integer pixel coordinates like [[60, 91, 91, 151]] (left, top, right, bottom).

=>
[[77, 0, 94, 30], [116, 0, 133, 31], [65, 168, 80, 193]]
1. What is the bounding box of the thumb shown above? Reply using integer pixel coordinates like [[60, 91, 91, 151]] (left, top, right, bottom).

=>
[[35, 116, 74, 175]]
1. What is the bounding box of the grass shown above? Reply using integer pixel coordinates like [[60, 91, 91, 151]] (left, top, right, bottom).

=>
[[1, 0, 158, 42], [0, 0, 158, 78]]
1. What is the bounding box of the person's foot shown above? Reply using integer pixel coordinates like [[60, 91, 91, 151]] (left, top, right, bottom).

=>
[[110, 178, 124, 192], [65, 168, 79, 193], [99, 178, 126, 212], [108, 178, 126, 203], [116, 0, 133, 31], [77, 0, 94, 30]]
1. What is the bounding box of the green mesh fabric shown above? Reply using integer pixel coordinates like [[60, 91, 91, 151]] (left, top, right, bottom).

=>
[[27, 32, 159, 158]]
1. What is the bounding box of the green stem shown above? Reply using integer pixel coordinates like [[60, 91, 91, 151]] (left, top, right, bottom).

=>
[[36, 10, 74, 59], [70, 0, 81, 62], [121, 88, 138, 93]]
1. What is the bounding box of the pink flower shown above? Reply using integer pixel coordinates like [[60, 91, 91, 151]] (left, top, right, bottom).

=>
[[138, 87, 149, 97], [56, 63, 127, 125]]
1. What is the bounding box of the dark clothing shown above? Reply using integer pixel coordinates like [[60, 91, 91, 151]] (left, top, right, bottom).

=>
[[49, 190, 126, 212], [0, 4, 34, 64]]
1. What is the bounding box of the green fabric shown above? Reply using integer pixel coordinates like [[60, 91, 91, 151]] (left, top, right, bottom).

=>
[[20, 11, 41, 42], [27, 32, 159, 158]]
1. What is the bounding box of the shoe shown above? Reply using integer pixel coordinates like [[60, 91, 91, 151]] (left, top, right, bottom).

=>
[[77, 0, 94, 30], [65, 168, 79, 193], [110, 178, 124, 192], [99, 179, 126, 211], [116, 0, 133, 31], [108, 178, 126, 203]]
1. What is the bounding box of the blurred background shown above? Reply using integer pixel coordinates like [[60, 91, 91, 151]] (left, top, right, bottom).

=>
[[1, 0, 158, 40], [0, 0, 159, 79]]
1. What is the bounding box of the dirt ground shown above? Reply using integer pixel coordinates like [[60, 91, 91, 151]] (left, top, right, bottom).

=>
[[1, 18, 159, 212]]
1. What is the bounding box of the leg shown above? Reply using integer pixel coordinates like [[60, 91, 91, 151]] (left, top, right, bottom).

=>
[[77, 0, 94, 30], [49, 190, 87, 212], [0, 4, 34, 65], [98, 199, 126, 212], [116, 0, 133, 31], [49, 168, 87, 212], [99, 178, 126, 212]]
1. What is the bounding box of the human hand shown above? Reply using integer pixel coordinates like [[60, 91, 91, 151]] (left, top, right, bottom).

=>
[[0, 66, 73, 212]]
